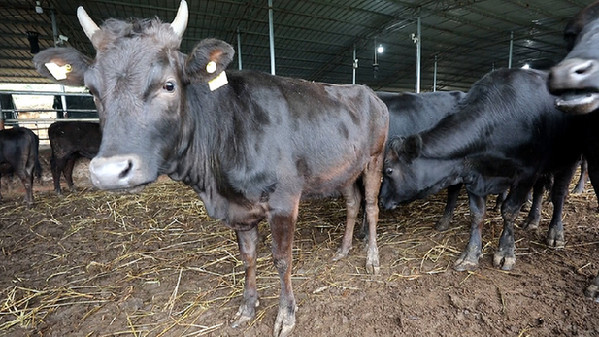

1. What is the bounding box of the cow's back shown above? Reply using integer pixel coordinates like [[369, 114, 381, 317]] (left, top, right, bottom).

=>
[[185, 71, 388, 200], [420, 68, 576, 170], [377, 91, 465, 138]]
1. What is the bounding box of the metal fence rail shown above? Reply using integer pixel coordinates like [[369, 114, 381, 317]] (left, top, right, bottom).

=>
[[0, 89, 99, 144]]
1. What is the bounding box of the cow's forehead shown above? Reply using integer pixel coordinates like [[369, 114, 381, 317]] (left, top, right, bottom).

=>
[[88, 25, 180, 92]]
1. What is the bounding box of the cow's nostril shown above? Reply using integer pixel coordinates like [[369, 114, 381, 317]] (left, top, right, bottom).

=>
[[118, 160, 133, 179]]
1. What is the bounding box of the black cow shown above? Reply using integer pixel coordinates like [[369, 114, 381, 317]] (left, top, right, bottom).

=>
[[376, 90, 551, 233], [380, 67, 581, 272], [0, 127, 40, 206], [547, 0, 599, 302], [376, 90, 465, 231], [32, 2, 388, 336], [48, 121, 101, 194]]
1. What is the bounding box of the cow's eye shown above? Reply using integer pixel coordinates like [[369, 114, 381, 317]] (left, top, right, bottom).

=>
[[385, 168, 393, 176], [163, 81, 176, 92]]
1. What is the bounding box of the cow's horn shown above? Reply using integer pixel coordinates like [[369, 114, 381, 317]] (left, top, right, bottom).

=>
[[171, 0, 188, 39], [77, 7, 100, 42]]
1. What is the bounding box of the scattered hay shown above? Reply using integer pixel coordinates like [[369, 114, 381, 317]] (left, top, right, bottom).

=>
[[0, 171, 596, 335]]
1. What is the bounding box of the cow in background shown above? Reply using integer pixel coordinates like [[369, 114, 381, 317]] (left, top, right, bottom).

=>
[[376, 90, 465, 231], [547, 0, 599, 302], [372, 90, 549, 235], [0, 127, 41, 207], [48, 121, 101, 195], [381, 67, 581, 272], [32, 2, 388, 336]]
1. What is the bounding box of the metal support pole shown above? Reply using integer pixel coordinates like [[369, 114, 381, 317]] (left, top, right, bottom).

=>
[[433, 54, 437, 92], [352, 45, 357, 84], [268, 0, 276, 75], [51, 9, 67, 117], [415, 16, 421, 93], [237, 28, 243, 70], [508, 31, 514, 69]]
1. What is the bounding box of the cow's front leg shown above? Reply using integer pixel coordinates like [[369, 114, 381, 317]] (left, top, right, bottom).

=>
[[270, 209, 298, 337], [521, 178, 546, 230], [454, 192, 485, 271], [547, 164, 576, 248], [362, 154, 384, 275], [494, 184, 532, 270], [231, 226, 260, 328], [435, 184, 461, 231]]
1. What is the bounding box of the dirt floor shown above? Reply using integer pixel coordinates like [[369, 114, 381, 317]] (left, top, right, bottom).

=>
[[1, 151, 599, 337]]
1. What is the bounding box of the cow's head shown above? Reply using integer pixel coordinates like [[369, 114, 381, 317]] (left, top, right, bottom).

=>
[[548, 1, 599, 115], [33, 1, 234, 190], [379, 135, 423, 210]]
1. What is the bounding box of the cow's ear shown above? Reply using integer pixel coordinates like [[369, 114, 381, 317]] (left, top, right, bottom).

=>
[[33, 47, 91, 86], [387, 136, 405, 158], [185, 38, 234, 83], [403, 135, 423, 162], [388, 135, 422, 163]]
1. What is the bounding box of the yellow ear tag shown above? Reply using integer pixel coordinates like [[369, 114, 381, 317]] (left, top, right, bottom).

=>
[[45, 62, 72, 80], [208, 71, 228, 91], [206, 61, 217, 74]]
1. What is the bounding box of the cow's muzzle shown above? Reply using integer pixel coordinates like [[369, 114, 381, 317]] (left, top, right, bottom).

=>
[[89, 154, 153, 190], [549, 58, 599, 115]]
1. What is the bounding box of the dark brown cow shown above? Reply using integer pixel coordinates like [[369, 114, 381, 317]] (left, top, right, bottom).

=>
[[48, 121, 101, 194], [32, 2, 388, 336], [548, 1, 599, 302], [0, 127, 40, 206]]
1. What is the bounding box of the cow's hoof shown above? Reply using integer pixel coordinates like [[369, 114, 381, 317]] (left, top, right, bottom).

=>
[[453, 253, 479, 272], [493, 252, 516, 270], [547, 233, 566, 248], [522, 218, 539, 230], [435, 219, 450, 231], [231, 299, 259, 328], [273, 305, 297, 337], [332, 249, 349, 262], [365, 261, 380, 275], [365, 246, 380, 274], [584, 284, 599, 301]]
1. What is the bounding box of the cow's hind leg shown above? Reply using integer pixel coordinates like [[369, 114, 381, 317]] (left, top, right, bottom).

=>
[[232, 225, 260, 328], [51, 155, 64, 194], [64, 157, 77, 190], [454, 192, 486, 271], [547, 163, 577, 248], [493, 184, 532, 270], [269, 199, 300, 337], [333, 183, 361, 261], [361, 154, 384, 275]]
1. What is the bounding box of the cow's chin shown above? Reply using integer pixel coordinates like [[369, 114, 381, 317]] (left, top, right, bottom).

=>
[[100, 184, 149, 194], [555, 91, 599, 115]]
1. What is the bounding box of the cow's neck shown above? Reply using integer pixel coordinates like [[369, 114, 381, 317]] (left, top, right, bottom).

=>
[[411, 157, 464, 200], [167, 83, 253, 220]]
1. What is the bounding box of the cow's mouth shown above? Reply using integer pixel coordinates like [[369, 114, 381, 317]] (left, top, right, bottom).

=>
[[554, 89, 599, 115], [103, 184, 148, 194]]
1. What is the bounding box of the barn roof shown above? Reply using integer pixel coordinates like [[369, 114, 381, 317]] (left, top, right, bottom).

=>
[[0, 0, 587, 92]]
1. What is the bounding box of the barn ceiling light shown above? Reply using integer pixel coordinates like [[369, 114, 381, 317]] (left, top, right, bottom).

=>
[[377, 44, 384, 54]]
